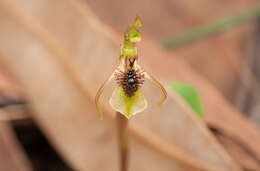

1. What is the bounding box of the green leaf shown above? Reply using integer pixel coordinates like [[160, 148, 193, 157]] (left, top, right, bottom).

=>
[[168, 82, 203, 118], [162, 6, 260, 49]]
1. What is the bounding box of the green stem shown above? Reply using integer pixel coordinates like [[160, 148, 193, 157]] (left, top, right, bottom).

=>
[[117, 112, 128, 171], [162, 6, 260, 49]]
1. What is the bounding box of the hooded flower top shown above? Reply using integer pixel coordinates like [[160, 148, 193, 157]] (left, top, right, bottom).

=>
[[95, 16, 167, 119]]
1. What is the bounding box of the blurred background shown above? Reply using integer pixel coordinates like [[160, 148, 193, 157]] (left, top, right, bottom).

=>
[[0, 0, 260, 170]]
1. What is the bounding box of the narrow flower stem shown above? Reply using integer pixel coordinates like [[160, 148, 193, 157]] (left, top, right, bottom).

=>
[[116, 112, 129, 171]]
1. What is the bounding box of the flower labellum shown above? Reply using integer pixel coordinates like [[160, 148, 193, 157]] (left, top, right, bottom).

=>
[[95, 16, 167, 119]]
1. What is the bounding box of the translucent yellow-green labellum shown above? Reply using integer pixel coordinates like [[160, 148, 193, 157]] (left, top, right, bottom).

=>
[[109, 86, 147, 119]]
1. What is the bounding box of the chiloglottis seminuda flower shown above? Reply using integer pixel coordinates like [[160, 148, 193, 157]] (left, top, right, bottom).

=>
[[95, 16, 167, 119]]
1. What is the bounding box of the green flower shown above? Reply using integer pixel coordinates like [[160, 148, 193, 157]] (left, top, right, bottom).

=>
[[95, 16, 167, 119]]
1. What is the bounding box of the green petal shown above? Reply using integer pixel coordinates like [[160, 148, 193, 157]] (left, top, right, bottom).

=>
[[109, 86, 147, 119]]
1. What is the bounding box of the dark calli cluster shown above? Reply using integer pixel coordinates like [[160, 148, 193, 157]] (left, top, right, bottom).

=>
[[115, 69, 144, 97]]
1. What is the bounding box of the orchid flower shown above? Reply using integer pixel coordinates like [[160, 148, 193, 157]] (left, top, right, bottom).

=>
[[95, 16, 167, 119]]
